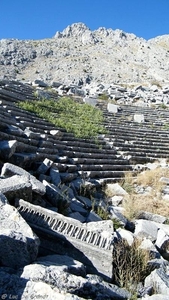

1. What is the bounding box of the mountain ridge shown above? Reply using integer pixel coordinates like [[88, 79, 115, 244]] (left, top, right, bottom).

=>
[[0, 22, 169, 86]]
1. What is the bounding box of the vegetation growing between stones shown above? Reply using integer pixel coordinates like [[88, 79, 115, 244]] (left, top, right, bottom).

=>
[[18, 97, 106, 138], [113, 239, 151, 295], [98, 93, 109, 101]]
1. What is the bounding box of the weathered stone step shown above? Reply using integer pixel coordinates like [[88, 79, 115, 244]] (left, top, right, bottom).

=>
[[61, 150, 119, 159], [79, 170, 126, 179], [113, 142, 169, 152], [71, 157, 130, 165], [79, 164, 132, 171]]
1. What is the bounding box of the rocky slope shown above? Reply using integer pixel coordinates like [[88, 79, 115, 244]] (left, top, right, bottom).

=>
[[1, 22, 169, 86]]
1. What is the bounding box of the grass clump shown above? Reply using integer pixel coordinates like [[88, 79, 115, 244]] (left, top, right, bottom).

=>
[[113, 239, 151, 295], [18, 97, 106, 139], [98, 93, 109, 101]]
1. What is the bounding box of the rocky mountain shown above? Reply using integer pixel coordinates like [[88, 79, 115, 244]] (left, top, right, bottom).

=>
[[1, 22, 169, 86]]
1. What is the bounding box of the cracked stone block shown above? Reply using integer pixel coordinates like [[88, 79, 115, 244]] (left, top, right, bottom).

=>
[[0, 202, 39, 268], [1, 162, 46, 195], [0, 175, 32, 203]]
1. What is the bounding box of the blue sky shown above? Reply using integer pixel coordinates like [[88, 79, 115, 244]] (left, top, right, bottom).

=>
[[0, 0, 169, 40]]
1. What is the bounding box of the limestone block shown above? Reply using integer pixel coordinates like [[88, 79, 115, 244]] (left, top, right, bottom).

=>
[[32, 79, 48, 87], [43, 180, 70, 207], [76, 195, 92, 209], [24, 128, 41, 139], [70, 199, 87, 215], [0, 175, 32, 202], [20, 262, 130, 299], [109, 206, 127, 227], [0, 140, 17, 159], [139, 237, 161, 259], [134, 219, 159, 241], [1, 162, 46, 195], [83, 97, 97, 106], [143, 295, 169, 300], [86, 211, 102, 222], [16, 199, 114, 280], [144, 267, 169, 295], [0, 203, 39, 268], [36, 254, 86, 277], [49, 165, 61, 186], [115, 228, 134, 246], [108, 195, 123, 206], [106, 183, 128, 196], [107, 103, 118, 113], [134, 114, 144, 123], [155, 228, 169, 259], [50, 129, 63, 139], [136, 211, 166, 224], [36, 158, 53, 175], [68, 212, 86, 223]]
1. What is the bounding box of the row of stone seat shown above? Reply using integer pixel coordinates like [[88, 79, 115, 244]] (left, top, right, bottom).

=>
[[0, 82, 133, 183], [98, 102, 169, 163]]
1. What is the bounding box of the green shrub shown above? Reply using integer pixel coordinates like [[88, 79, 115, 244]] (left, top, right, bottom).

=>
[[18, 97, 107, 138]]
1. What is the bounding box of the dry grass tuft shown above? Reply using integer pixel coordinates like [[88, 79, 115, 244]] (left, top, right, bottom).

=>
[[136, 167, 169, 190], [123, 194, 169, 220], [113, 238, 151, 292], [122, 167, 169, 220]]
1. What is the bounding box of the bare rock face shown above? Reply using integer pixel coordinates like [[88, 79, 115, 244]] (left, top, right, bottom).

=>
[[1, 22, 169, 85], [54, 22, 90, 38]]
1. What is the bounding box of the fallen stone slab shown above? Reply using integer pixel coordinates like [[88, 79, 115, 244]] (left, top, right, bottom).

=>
[[134, 219, 159, 241], [0, 175, 32, 203], [107, 103, 119, 113], [115, 228, 134, 246], [43, 180, 70, 207], [139, 237, 161, 259], [68, 212, 86, 223], [16, 199, 114, 280], [36, 254, 86, 277], [155, 228, 169, 260], [144, 266, 169, 295], [106, 183, 128, 196], [0, 269, 84, 300], [0, 202, 39, 268], [0, 140, 17, 160], [86, 211, 102, 222], [136, 211, 166, 224], [1, 162, 46, 195], [20, 261, 130, 299], [49, 165, 61, 186], [76, 195, 92, 209], [70, 199, 88, 215], [36, 158, 54, 175]]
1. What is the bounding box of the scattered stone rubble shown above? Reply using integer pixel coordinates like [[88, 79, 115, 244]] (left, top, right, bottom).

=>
[[1, 80, 169, 298]]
